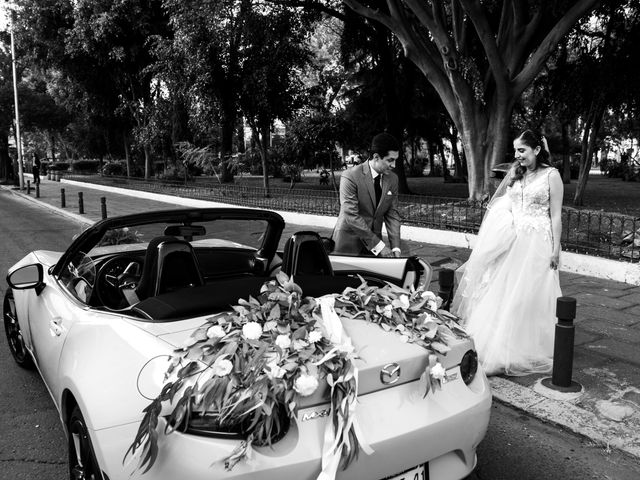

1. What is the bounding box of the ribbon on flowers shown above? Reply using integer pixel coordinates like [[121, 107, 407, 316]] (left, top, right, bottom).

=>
[[315, 296, 373, 480]]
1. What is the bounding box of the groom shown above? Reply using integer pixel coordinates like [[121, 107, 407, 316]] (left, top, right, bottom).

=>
[[332, 132, 402, 257]]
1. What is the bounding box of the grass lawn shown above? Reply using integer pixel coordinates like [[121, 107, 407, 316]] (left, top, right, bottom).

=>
[[228, 170, 640, 217]]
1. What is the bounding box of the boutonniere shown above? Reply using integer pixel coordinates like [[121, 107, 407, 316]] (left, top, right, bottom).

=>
[[387, 190, 393, 195]]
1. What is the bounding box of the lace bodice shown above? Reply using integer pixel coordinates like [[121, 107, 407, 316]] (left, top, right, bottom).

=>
[[507, 168, 554, 244]]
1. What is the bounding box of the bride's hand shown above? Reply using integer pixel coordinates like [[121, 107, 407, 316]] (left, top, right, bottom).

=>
[[550, 254, 559, 270]]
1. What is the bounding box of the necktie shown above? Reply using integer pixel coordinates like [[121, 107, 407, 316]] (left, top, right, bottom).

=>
[[374, 175, 382, 206]]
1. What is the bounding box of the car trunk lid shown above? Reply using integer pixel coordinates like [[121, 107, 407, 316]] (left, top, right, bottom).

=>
[[134, 315, 472, 407]]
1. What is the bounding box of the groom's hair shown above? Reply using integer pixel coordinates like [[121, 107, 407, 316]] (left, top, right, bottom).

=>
[[371, 132, 400, 158]]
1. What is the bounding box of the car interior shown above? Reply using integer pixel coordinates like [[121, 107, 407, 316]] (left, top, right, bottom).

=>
[[61, 221, 427, 321]]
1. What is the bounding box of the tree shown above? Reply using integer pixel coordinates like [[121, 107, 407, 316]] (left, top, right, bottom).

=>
[[164, 0, 254, 182], [533, 0, 640, 205], [325, 0, 599, 200], [239, 5, 312, 193], [16, 0, 171, 178]]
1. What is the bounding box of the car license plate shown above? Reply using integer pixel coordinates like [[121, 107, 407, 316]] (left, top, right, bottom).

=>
[[384, 463, 428, 480]]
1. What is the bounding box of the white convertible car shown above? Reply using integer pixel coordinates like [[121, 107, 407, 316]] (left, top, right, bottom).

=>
[[4, 208, 491, 480]]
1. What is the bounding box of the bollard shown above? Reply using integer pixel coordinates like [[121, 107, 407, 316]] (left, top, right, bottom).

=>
[[437, 268, 455, 311], [100, 196, 107, 219], [541, 297, 582, 393], [61, 188, 66, 208], [78, 192, 84, 214], [27, 180, 31, 195], [36, 183, 40, 198]]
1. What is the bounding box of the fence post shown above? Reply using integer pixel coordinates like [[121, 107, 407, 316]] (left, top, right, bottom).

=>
[[61, 188, 66, 208], [100, 196, 107, 219], [541, 297, 582, 393], [437, 268, 455, 311], [78, 192, 84, 214]]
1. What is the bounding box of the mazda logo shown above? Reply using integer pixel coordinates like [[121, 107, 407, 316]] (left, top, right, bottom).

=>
[[380, 363, 401, 385]]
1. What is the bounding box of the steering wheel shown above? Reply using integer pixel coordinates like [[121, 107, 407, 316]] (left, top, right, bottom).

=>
[[96, 255, 143, 309]]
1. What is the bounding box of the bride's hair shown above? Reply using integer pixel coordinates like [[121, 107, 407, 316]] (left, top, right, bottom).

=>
[[509, 129, 551, 186]]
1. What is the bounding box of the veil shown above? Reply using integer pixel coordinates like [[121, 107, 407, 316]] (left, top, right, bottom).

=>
[[451, 166, 517, 322]]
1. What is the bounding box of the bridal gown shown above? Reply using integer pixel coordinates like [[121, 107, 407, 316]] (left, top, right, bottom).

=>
[[452, 167, 562, 376]]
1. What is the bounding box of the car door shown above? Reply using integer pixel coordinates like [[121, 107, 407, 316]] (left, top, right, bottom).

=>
[[27, 276, 83, 403], [27, 253, 95, 405]]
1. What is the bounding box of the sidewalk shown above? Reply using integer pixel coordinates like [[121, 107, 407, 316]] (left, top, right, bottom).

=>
[[5, 175, 640, 462]]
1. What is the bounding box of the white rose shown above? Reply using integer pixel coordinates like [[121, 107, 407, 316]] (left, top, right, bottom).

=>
[[292, 339, 308, 351], [212, 358, 233, 377], [263, 320, 278, 332], [266, 361, 286, 379], [421, 290, 437, 301], [242, 322, 263, 340], [206, 325, 226, 339], [275, 334, 291, 350], [308, 329, 323, 343], [430, 362, 446, 381], [392, 294, 410, 311], [294, 373, 319, 396]]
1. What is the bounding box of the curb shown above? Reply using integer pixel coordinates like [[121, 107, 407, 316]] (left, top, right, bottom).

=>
[[490, 377, 640, 460], [1, 184, 93, 227]]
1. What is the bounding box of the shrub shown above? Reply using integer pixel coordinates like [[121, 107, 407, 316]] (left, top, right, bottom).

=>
[[72, 159, 101, 173], [102, 161, 127, 176], [48, 162, 70, 172]]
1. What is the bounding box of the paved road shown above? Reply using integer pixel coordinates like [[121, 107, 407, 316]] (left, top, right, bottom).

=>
[[2, 188, 640, 480], [0, 189, 72, 479]]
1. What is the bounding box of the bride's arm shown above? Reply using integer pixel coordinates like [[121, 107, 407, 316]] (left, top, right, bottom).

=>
[[549, 169, 564, 269]]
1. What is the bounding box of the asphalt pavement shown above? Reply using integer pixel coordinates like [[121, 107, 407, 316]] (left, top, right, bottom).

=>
[[4, 174, 640, 465]]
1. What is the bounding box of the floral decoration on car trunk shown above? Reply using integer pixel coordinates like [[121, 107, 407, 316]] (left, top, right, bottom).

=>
[[125, 273, 468, 479]]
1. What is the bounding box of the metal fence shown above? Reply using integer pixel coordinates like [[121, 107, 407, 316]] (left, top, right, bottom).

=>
[[64, 174, 639, 263]]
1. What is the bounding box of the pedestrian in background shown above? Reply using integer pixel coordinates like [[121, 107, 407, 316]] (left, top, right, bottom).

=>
[[332, 132, 402, 257], [452, 129, 563, 376], [32, 153, 41, 185]]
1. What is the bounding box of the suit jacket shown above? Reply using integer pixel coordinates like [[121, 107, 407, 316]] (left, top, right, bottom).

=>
[[333, 161, 402, 255]]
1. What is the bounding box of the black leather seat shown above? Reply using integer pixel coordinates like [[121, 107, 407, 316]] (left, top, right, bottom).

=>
[[281, 231, 334, 276], [281, 231, 361, 297], [135, 236, 204, 301]]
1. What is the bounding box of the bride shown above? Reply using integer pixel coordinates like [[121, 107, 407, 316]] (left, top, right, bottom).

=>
[[452, 129, 563, 376]]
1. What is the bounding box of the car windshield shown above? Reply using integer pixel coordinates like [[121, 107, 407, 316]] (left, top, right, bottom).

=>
[[88, 218, 269, 257]]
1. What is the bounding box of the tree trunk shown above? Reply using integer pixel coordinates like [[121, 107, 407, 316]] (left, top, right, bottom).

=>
[[427, 142, 436, 176], [450, 132, 464, 179], [143, 144, 152, 180], [220, 107, 236, 183], [438, 139, 450, 180], [250, 122, 270, 195], [561, 122, 571, 184], [574, 101, 605, 206], [124, 133, 131, 177], [0, 132, 10, 181]]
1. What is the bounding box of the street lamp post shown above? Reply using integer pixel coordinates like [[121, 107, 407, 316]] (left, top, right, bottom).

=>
[[9, 9, 24, 190]]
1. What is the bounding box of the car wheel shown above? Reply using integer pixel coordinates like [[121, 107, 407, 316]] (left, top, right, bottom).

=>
[[68, 405, 103, 480], [3, 290, 34, 369]]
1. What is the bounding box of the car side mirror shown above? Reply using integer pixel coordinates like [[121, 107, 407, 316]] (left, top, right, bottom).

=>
[[7, 264, 45, 293]]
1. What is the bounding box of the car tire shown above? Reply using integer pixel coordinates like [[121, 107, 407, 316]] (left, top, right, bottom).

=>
[[3, 290, 34, 369], [68, 405, 103, 480]]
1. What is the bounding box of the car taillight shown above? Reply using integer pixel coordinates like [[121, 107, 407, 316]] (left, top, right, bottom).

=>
[[184, 412, 244, 439], [460, 350, 478, 385]]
